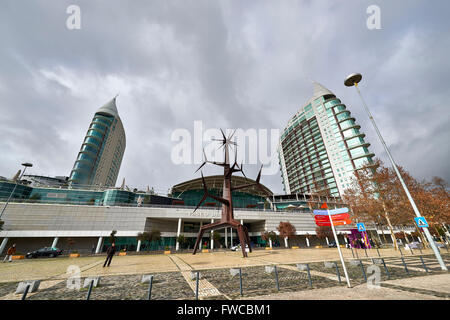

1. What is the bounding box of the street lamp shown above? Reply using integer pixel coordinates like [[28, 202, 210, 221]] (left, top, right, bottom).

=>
[[344, 73, 447, 271], [0, 162, 33, 220]]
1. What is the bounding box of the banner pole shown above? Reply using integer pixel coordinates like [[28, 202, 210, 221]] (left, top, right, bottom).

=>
[[326, 205, 351, 288]]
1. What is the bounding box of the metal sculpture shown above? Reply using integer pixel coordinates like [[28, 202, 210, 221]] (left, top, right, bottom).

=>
[[192, 129, 268, 258]]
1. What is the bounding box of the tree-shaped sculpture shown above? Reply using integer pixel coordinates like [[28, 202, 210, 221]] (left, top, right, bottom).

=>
[[192, 129, 269, 258]]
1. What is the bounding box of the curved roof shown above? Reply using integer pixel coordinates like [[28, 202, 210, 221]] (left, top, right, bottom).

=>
[[172, 175, 273, 197], [312, 81, 334, 98], [96, 96, 119, 118]]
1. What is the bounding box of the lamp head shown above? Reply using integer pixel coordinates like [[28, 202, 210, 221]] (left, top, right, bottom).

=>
[[344, 73, 362, 87], [21, 163, 33, 167]]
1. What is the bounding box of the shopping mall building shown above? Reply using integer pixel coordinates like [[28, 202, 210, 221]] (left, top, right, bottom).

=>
[[0, 174, 372, 254]]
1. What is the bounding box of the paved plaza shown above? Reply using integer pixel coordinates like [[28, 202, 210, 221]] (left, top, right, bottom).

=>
[[0, 248, 448, 300]]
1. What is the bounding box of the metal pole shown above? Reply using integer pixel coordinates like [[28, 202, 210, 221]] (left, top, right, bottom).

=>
[[306, 264, 313, 288], [327, 208, 351, 287], [350, 246, 355, 258], [401, 257, 409, 275], [360, 261, 367, 282], [21, 284, 31, 300], [381, 258, 390, 279], [147, 275, 154, 300], [0, 165, 29, 220], [274, 265, 280, 291], [334, 263, 341, 284], [419, 256, 429, 273], [195, 272, 199, 300], [350, 80, 447, 271], [239, 268, 243, 296], [86, 280, 94, 300]]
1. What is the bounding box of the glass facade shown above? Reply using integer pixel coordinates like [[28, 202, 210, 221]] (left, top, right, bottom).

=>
[[279, 82, 374, 197]]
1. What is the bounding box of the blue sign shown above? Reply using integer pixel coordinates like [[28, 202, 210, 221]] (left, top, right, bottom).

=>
[[313, 207, 349, 215], [356, 223, 366, 232], [414, 217, 429, 228]]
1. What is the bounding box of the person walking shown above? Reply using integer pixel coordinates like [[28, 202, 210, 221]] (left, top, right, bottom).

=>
[[91, 245, 95, 255], [3, 244, 16, 263], [103, 243, 116, 268]]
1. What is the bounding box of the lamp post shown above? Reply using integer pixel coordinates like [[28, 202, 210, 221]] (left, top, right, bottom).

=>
[[344, 73, 447, 271], [0, 162, 33, 220]]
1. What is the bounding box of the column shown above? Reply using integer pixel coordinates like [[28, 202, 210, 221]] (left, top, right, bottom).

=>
[[306, 237, 310, 247], [137, 240, 141, 252], [325, 237, 329, 245], [176, 218, 182, 251], [269, 238, 273, 248], [210, 219, 214, 250], [95, 237, 103, 254], [230, 227, 233, 247], [51, 237, 59, 248], [0, 238, 8, 255], [225, 228, 228, 248], [198, 221, 203, 251], [284, 237, 289, 248]]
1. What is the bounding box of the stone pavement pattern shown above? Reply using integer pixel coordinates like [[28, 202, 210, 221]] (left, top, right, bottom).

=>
[[0, 249, 448, 300]]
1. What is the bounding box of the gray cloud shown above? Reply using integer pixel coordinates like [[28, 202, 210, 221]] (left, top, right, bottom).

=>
[[0, 0, 449, 194]]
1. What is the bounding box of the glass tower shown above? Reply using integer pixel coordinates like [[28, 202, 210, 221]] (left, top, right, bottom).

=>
[[278, 82, 374, 197], [69, 97, 126, 188]]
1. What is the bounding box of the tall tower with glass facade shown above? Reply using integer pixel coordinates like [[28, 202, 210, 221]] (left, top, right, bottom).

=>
[[69, 97, 126, 188], [278, 82, 374, 197]]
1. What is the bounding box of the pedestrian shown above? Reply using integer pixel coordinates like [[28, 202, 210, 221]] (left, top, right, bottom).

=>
[[91, 245, 95, 255], [103, 243, 116, 267], [369, 239, 375, 248], [3, 244, 16, 263]]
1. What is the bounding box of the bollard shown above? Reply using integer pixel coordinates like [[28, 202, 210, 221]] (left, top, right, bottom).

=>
[[381, 258, 390, 279], [418, 246, 423, 255], [360, 261, 367, 282], [306, 264, 313, 288], [86, 280, 94, 300], [350, 246, 355, 258], [274, 265, 280, 291], [419, 256, 428, 273], [334, 263, 341, 284], [376, 247, 381, 257], [401, 257, 409, 275], [195, 272, 199, 300], [147, 275, 154, 300], [239, 268, 243, 297], [364, 248, 368, 257], [355, 248, 359, 259], [21, 284, 31, 301]]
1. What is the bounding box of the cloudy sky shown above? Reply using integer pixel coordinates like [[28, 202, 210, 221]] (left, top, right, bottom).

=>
[[1, 0, 449, 195]]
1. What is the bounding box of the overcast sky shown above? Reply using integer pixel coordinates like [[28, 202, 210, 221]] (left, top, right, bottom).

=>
[[1, 0, 449, 195]]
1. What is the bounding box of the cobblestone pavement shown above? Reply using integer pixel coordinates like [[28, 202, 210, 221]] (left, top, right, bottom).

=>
[[0, 250, 447, 300], [243, 274, 449, 300]]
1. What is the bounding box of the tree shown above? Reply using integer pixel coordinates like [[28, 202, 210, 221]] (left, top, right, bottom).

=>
[[277, 222, 296, 248], [110, 230, 117, 244], [261, 231, 277, 248], [316, 226, 333, 245], [211, 231, 221, 249], [137, 232, 151, 251], [176, 234, 187, 250]]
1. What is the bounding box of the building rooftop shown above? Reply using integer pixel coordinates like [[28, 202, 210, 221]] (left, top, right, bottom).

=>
[[96, 96, 119, 118], [312, 81, 334, 99]]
